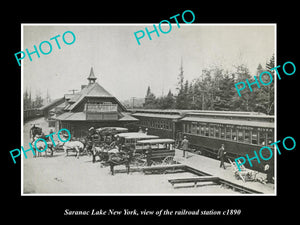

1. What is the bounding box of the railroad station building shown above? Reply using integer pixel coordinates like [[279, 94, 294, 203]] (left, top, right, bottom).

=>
[[42, 67, 138, 138]]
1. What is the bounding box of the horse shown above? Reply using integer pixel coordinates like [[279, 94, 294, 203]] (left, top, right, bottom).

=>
[[91, 143, 112, 163], [107, 151, 131, 175], [56, 140, 85, 159]]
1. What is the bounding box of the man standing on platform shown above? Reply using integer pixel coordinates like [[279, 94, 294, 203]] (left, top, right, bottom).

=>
[[218, 144, 227, 169], [181, 136, 189, 158], [145, 145, 152, 166]]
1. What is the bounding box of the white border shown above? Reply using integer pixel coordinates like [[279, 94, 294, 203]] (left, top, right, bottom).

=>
[[21, 23, 277, 196]]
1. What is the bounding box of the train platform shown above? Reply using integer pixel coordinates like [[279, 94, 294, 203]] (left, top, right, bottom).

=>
[[173, 149, 275, 194]]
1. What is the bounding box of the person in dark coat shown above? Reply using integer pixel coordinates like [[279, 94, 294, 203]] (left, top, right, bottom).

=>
[[217, 144, 227, 169], [181, 136, 189, 158], [264, 164, 274, 183], [145, 146, 152, 166]]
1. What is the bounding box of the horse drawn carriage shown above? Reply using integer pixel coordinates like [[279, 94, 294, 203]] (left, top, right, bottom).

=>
[[30, 124, 55, 157], [103, 136, 177, 175], [132, 138, 176, 167]]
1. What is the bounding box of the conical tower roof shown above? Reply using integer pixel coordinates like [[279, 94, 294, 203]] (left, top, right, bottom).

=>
[[87, 67, 97, 83]]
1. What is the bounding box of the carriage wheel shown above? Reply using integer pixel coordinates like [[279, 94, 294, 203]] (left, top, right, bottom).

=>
[[162, 156, 175, 165], [151, 160, 160, 166], [131, 153, 145, 167]]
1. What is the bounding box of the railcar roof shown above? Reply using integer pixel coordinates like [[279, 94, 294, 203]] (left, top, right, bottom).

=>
[[116, 132, 159, 139], [129, 108, 266, 116], [181, 116, 274, 128], [137, 139, 175, 144]]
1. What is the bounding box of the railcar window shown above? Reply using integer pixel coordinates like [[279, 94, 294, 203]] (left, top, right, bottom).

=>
[[215, 127, 220, 138], [192, 124, 197, 134], [238, 129, 244, 142], [232, 128, 237, 141], [245, 130, 251, 143], [221, 127, 225, 139], [201, 126, 205, 135], [259, 132, 267, 145], [252, 131, 258, 145], [210, 125, 214, 137], [205, 126, 209, 136], [267, 130, 274, 145], [197, 124, 200, 134], [226, 128, 231, 140], [187, 123, 191, 133]]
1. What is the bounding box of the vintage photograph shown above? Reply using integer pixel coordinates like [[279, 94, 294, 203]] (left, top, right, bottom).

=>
[[22, 24, 276, 195]]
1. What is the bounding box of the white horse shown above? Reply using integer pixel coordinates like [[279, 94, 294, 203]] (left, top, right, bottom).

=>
[[57, 140, 85, 159]]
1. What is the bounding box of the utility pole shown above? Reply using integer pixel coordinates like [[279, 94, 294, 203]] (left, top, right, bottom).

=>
[[131, 97, 136, 109], [69, 89, 78, 94]]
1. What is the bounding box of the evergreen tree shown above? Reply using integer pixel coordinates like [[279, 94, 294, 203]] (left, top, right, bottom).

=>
[[175, 62, 187, 109], [164, 90, 175, 109], [144, 86, 156, 108], [255, 56, 274, 114], [231, 64, 255, 111], [33, 90, 44, 108], [214, 73, 235, 111]]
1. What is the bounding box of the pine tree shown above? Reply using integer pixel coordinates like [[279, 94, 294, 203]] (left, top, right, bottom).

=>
[[164, 90, 175, 109], [232, 64, 255, 111], [175, 61, 187, 109], [144, 86, 156, 108], [214, 73, 235, 111]]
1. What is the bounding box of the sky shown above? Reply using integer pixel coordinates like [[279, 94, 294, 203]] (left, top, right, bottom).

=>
[[22, 24, 275, 102]]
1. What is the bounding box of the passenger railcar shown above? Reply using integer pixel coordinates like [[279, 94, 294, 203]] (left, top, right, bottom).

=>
[[130, 109, 275, 172]]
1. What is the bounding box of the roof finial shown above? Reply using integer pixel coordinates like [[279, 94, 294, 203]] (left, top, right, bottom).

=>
[[87, 67, 97, 84]]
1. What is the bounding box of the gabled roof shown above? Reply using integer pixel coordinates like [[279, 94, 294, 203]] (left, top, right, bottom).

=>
[[39, 97, 65, 111], [67, 82, 116, 111], [56, 111, 137, 121]]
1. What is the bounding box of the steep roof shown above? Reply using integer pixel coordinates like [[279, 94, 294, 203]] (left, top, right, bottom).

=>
[[87, 67, 97, 81], [39, 97, 65, 111], [67, 82, 117, 111]]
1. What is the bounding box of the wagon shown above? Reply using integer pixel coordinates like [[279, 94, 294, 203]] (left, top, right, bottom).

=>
[[115, 132, 159, 149], [132, 138, 176, 166]]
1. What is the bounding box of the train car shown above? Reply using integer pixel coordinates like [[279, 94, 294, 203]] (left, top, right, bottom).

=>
[[130, 109, 275, 172], [130, 109, 184, 139], [179, 112, 275, 171]]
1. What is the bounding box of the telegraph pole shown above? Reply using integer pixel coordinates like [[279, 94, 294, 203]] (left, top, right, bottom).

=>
[[69, 89, 78, 94]]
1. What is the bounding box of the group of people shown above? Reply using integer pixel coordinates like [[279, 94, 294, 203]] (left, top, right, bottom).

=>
[[180, 136, 227, 169]]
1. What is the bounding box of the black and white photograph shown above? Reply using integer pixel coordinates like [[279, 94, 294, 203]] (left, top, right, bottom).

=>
[[4, 5, 298, 223], [22, 24, 276, 195]]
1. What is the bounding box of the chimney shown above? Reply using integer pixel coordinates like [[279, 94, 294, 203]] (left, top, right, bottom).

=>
[[81, 85, 87, 90]]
